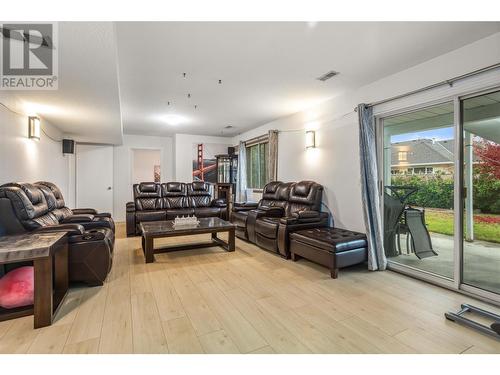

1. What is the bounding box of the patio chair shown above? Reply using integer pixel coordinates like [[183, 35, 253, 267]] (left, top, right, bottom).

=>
[[384, 186, 436, 259]]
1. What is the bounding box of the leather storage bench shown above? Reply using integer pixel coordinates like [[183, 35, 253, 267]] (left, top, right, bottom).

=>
[[289, 227, 368, 278]]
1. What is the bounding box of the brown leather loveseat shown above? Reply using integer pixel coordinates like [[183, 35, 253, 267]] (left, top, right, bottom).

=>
[[231, 180, 329, 257], [126, 181, 226, 236], [0, 182, 114, 286]]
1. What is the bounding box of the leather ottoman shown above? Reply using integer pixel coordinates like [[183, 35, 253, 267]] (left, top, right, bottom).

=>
[[289, 227, 368, 278]]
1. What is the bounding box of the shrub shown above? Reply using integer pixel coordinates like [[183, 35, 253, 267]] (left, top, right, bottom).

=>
[[390, 174, 500, 214]]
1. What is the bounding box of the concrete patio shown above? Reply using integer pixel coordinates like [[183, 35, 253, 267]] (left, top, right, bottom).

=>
[[390, 232, 500, 294]]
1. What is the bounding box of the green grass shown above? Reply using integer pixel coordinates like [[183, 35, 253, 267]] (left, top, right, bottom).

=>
[[425, 210, 500, 243]]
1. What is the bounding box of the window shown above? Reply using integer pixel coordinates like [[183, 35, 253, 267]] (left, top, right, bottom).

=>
[[426, 167, 434, 174], [398, 151, 408, 161], [246, 142, 268, 189]]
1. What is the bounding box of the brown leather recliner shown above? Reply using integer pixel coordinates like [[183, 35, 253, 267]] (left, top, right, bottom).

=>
[[126, 181, 226, 236], [231, 180, 329, 258], [34, 181, 115, 236], [0, 183, 113, 286]]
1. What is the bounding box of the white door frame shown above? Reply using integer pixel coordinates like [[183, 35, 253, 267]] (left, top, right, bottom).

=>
[[376, 84, 500, 306]]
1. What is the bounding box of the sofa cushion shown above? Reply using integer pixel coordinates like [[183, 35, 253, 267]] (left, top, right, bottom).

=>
[[290, 227, 367, 253], [134, 183, 163, 210], [254, 217, 280, 239], [136, 210, 166, 223]]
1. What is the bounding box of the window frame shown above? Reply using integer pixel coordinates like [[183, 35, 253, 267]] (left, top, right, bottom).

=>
[[245, 139, 269, 190]]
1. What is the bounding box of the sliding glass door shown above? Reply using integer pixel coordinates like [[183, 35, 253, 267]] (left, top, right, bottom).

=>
[[461, 90, 500, 295], [382, 102, 456, 280], [380, 88, 500, 301]]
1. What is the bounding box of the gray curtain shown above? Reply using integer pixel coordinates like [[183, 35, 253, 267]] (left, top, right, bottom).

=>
[[235, 141, 247, 202], [267, 130, 279, 182], [358, 104, 387, 271]]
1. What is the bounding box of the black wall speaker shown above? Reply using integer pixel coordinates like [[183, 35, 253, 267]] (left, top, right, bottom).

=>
[[228, 146, 235, 155], [62, 139, 75, 154]]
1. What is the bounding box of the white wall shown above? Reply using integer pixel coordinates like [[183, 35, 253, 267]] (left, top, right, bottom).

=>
[[0, 104, 70, 201], [113, 134, 174, 221], [173, 133, 233, 183], [232, 32, 500, 233], [132, 149, 162, 184]]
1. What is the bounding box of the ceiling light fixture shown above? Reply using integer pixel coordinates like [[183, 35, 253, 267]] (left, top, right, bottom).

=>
[[163, 114, 187, 126], [187, 93, 191, 98], [218, 79, 222, 84]]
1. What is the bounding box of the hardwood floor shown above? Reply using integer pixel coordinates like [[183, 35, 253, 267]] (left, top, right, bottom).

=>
[[1, 222, 499, 354]]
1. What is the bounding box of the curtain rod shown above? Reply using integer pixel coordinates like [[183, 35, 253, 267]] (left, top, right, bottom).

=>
[[356, 62, 500, 111]]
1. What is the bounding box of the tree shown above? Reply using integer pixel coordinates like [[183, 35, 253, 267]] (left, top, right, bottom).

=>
[[474, 139, 500, 179]]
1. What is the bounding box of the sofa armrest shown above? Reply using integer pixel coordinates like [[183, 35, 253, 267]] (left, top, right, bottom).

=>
[[211, 198, 227, 208], [93, 212, 112, 218], [126, 202, 136, 212], [126, 202, 137, 236], [61, 214, 95, 223], [280, 211, 327, 225], [72, 208, 98, 215], [232, 202, 258, 212], [33, 224, 85, 236], [255, 206, 284, 217]]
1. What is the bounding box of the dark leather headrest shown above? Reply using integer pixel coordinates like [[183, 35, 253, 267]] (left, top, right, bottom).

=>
[[161, 182, 187, 197], [35, 181, 65, 208], [192, 181, 208, 191], [35, 184, 58, 211], [289, 181, 323, 205], [276, 182, 293, 200], [3, 183, 44, 205], [262, 181, 282, 200], [292, 181, 313, 197], [133, 183, 161, 198], [188, 182, 211, 196], [139, 182, 157, 192], [0, 183, 49, 220]]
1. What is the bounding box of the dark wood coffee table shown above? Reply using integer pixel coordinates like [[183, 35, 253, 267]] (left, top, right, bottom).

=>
[[0, 232, 68, 329], [140, 217, 235, 263]]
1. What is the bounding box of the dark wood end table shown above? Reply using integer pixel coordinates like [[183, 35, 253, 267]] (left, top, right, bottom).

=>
[[0, 232, 69, 329], [140, 217, 236, 263]]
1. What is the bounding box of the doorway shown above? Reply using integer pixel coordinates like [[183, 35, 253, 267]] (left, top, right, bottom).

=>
[[131, 148, 162, 184], [76, 144, 114, 214]]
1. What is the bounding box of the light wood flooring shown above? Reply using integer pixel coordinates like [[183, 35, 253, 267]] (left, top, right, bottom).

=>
[[1, 222, 499, 354]]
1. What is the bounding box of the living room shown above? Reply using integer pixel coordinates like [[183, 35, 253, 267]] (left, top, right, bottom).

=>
[[0, 0, 499, 372]]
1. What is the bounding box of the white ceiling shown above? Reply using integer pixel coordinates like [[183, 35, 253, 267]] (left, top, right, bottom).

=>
[[2, 22, 500, 143], [116, 22, 500, 138], [0, 22, 122, 144]]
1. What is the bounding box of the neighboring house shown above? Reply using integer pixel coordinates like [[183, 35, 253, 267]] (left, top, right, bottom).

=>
[[390, 138, 477, 177]]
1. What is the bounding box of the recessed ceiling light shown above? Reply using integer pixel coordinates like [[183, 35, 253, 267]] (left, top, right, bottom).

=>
[[317, 70, 339, 81], [163, 114, 187, 126], [224, 125, 233, 129]]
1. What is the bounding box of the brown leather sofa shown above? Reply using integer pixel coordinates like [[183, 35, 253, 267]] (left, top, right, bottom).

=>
[[0, 182, 114, 286], [126, 181, 226, 236], [231, 180, 329, 258]]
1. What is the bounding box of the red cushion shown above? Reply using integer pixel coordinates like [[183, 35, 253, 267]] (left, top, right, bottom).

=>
[[0, 266, 34, 309]]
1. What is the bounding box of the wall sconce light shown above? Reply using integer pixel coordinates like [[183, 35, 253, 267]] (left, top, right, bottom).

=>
[[305, 130, 316, 149], [28, 116, 41, 140]]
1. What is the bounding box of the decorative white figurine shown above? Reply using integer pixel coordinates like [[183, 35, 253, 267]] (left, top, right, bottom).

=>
[[173, 215, 200, 227]]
